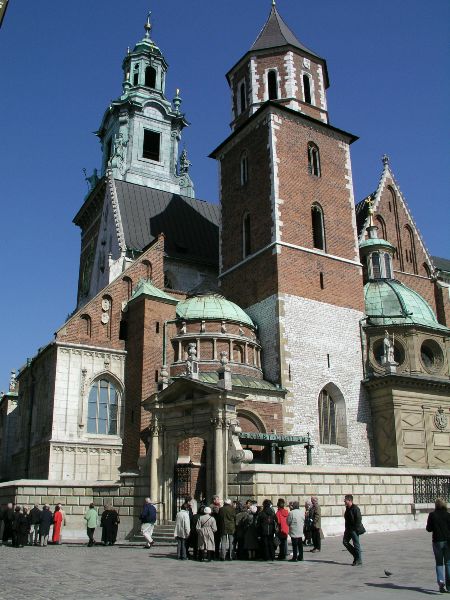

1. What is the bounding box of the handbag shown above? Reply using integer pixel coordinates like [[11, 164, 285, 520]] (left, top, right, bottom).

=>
[[273, 533, 281, 548]]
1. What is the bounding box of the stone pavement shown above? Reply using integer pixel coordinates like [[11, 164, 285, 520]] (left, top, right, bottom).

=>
[[0, 529, 442, 599]]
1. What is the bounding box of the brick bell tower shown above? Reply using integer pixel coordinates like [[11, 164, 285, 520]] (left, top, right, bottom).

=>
[[211, 2, 373, 467]]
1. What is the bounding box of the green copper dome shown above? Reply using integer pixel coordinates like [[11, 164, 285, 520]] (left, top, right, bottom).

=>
[[176, 294, 254, 327], [359, 237, 395, 251], [364, 280, 448, 330]]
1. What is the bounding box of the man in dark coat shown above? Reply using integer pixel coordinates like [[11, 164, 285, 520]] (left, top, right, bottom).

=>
[[2, 503, 15, 545], [217, 499, 236, 560], [343, 494, 364, 566], [100, 504, 120, 545], [257, 499, 277, 561], [29, 504, 41, 545], [39, 504, 53, 547]]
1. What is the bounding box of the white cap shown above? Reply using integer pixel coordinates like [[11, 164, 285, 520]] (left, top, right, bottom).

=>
[[224, 498, 232, 505], [204, 506, 212, 514]]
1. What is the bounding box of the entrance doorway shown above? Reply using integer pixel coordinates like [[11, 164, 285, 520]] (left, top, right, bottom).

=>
[[173, 437, 207, 519]]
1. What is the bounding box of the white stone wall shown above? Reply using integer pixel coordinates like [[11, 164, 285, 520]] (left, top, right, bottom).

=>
[[244, 295, 280, 384], [50, 344, 126, 481], [231, 464, 450, 535], [282, 294, 373, 467]]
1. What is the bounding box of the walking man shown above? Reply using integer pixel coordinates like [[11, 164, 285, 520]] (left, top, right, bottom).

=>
[[140, 498, 157, 549], [343, 494, 365, 566]]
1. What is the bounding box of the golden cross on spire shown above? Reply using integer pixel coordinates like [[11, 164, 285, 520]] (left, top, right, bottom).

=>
[[365, 196, 375, 227]]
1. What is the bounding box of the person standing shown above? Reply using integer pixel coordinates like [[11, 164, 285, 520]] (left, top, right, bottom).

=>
[[2, 503, 14, 545], [57, 503, 67, 542], [101, 504, 120, 546], [426, 498, 450, 593], [140, 498, 157, 549], [310, 496, 322, 553], [343, 494, 365, 566], [257, 499, 277, 561], [218, 499, 236, 560], [276, 498, 289, 560], [196, 506, 217, 562], [210, 495, 222, 559], [39, 504, 53, 547], [243, 504, 259, 560], [303, 500, 313, 546], [174, 502, 190, 560], [84, 503, 98, 547], [29, 504, 41, 545], [52, 505, 63, 545], [287, 501, 304, 562]]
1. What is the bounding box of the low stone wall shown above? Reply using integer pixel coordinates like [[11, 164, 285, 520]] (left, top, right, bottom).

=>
[[0, 475, 149, 540], [229, 465, 450, 535]]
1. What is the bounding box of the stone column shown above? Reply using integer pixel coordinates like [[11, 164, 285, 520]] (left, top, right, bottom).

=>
[[213, 417, 224, 499], [150, 424, 160, 503]]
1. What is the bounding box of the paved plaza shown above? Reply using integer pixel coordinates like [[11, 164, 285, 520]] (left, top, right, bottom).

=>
[[0, 529, 442, 599]]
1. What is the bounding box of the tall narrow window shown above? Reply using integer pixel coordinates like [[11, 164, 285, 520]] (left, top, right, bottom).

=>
[[143, 130, 161, 161], [243, 213, 251, 258], [319, 389, 337, 445], [308, 143, 321, 176], [239, 81, 246, 114], [145, 66, 156, 88], [383, 253, 392, 279], [133, 64, 139, 86], [106, 138, 113, 162], [122, 276, 133, 300], [80, 314, 92, 338], [303, 74, 312, 104], [371, 252, 381, 279], [311, 204, 325, 250], [141, 259, 152, 280], [240, 152, 248, 185], [422, 263, 431, 278], [87, 379, 119, 435], [404, 225, 417, 274], [267, 70, 278, 100], [376, 215, 387, 240]]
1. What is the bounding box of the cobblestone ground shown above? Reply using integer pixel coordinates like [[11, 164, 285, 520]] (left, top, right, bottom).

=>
[[0, 530, 442, 599]]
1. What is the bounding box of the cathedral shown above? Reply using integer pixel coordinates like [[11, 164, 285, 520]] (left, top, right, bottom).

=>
[[1, 5, 449, 528]]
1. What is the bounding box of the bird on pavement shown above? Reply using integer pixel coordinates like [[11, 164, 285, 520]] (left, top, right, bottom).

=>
[[384, 570, 392, 577]]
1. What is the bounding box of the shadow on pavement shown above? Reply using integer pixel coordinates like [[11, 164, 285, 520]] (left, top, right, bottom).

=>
[[366, 582, 437, 595]]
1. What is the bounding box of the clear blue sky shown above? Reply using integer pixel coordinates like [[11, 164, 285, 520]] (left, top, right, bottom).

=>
[[0, 0, 449, 390]]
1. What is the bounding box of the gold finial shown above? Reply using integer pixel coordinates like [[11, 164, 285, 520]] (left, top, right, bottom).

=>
[[176, 88, 180, 96], [272, 0, 276, 6]]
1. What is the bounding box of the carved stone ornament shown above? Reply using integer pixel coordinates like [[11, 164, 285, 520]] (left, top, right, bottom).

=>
[[434, 407, 448, 431], [102, 298, 111, 312], [303, 58, 311, 69], [101, 313, 110, 324]]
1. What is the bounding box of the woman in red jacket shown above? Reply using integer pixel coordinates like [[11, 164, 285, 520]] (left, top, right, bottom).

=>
[[276, 498, 290, 560], [52, 505, 63, 545]]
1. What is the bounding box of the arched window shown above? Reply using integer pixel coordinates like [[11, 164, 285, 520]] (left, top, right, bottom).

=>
[[122, 276, 133, 300], [303, 74, 312, 104], [371, 252, 381, 279], [243, 213, 251, 258], [383, 253, 392, 279], [145, 66, 156, 88], [239, 81, 246, 114], [87, 379, 120, 435], [267, 70, 278, 100], [308, 143, 321, 177], [376, 215, 387, 240], [404, 225, 417, 274], [240, 152, 248, 185], [311, 204, 325, 250], [422, 262, 431, 278], [318, 385, 347, 447], [141, 259, 152, 280], [233, 343, 244, 363], [80, 314, 92, 338], [133, 64, 139, 86]]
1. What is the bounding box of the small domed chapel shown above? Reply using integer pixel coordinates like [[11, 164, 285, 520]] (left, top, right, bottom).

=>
[[1, 5, 449, 529]]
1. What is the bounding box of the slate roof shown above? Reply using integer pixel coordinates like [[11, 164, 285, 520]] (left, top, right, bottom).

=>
[[251, 4, 322, 60], [114, 180, 220, 266], [197, 372, 283, 392], [433, 256, 450, 273]]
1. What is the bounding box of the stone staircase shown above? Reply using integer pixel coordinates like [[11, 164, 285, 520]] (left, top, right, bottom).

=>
[[133, 522, 176, 545]]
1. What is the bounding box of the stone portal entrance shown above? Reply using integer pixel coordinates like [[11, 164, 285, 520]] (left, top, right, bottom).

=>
[[144, 377, 251, 522]]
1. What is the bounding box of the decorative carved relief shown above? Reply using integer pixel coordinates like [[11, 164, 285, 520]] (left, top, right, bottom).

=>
[[434, 407, 448, 431]]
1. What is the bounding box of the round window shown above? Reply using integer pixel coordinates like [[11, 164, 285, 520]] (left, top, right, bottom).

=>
[[373, 338, 405, 367], [420, 339, 444, 373]]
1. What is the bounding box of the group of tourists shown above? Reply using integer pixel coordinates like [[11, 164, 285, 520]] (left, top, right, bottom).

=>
[[0, 503, 65, 547], [166, 494, 364, 565], [0, 501, 120, 548]]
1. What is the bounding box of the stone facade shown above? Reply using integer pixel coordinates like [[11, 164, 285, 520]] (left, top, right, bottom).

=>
[[230, 464, 450, 535]]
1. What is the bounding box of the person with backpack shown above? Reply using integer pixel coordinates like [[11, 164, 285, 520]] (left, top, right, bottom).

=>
[[343, 494, 365, 566], [257, 499, 277, 561], [140, 497, 157, 549]]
